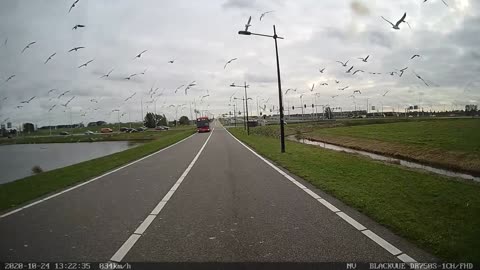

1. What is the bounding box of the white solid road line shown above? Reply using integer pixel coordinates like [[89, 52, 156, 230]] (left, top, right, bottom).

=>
[[0, 133, 196, 219], [110, 130, 213, 262], [224, 128, 417, 263]]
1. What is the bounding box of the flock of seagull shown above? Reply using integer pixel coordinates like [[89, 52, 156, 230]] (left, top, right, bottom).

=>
[[0, 0, 455, 126]]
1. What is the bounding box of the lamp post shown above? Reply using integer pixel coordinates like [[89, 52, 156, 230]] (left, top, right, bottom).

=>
[[231, 82, 250, 135], [238, 25, 285, 151]]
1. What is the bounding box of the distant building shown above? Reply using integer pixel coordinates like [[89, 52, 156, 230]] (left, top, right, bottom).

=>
[[7, 122, 12, 129]]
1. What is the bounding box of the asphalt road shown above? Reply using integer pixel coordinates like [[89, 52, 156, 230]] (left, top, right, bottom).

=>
[[0, 120, 436, 263]]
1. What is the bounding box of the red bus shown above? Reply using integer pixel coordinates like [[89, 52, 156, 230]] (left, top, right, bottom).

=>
[[196, 116, 210, 133]]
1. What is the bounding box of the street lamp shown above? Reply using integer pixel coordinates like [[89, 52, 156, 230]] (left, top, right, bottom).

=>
[[231, 82, 250, 135], [238, 26, 285, 152]]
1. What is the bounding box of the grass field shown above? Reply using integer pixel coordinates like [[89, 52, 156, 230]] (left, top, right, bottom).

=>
[[301, 119, 480, 175], [229, 128, 480, 262], [0, 129, 195, 213]]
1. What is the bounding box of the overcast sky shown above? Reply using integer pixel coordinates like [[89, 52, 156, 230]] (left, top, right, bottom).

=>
[[0, 0, 479, 127]]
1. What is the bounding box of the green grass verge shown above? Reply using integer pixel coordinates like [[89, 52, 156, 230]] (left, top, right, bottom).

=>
[[0, 129, 195, 212], [305, 119, 480, 154], [229, 128, 480, 262]]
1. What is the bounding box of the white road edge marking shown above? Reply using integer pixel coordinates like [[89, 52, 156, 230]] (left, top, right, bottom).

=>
[[0, 133, 196, 219], [110, 130, 213, 262], [224, 128, 417, 263]]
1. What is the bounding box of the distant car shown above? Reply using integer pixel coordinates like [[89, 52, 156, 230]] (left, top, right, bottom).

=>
[[84, 130, 94, 135], [59, 131, 69, 135], [100, 128, 113, 133], [127, 128, 137, 133], [136, 127, 148, 132], [120, 127, 129, 132], [155, 126, 169, 130]]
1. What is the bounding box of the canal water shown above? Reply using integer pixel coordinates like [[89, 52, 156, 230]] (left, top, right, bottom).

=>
[[292, 137, 479, 182], [0, 142, 139, 184]]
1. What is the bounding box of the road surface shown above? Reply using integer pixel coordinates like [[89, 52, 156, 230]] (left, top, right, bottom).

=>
[[0, 120, 436, 263]]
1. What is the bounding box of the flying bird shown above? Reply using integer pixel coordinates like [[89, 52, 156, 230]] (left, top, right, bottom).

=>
[[353, 90, 362, 94], [358, 55, 369, 62], [16, 105, 23, 109], [381, 12, 407, 30], [310, 83, 315, 91], [58, 90, 70, 98], [140, 68, 148, 75], [411, 54, 421, 59], [346, 66, 354, 73], [63, 96, 76, 107], [224, 58, 237, 69], [20, 96, 36, 104], [168, 60, 174, 63], [5, 75, 15, 82], [100, 69, 114, 78], [124, 93, 136, 102], [423, 0, 448, 7], [90, 99, 98, 103], [124, 73, 137, 80], [68, 46, 85, 52], [78, 59, 94, 68], [285, 88, 297, 95], [72, 24, 85, 30], [135, 50, 147, 59], [336, 60, 349, 67], [353, 69, 364, 75], [413, 71, 429, 86], [48, 88, 57, 94], [3, 38, 7, 47], [175, 84, 185, 93], [44, 52, 56, 64], [188, 81, 196, 87], [320, 83, 328, 86], [335, 80, 340, 84], [319, 68, 325, 73], [184, 86, 191, 95], [389, 71, 398, 76], [331, 95, 339, 98], [260, 11, 274, 21], [201, 94, 210, 100], [244, 16, 252, 31], [382, 90, 389, 96], [399, 67, 408, 77], [69, 0, 80, 13], [48, 105, 56, 112], [339, 86, 349, 91], [21, 41, 36, 53]]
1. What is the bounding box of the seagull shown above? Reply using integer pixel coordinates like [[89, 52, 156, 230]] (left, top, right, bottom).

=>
[[48, 105, 56, 112], [16, 105, 23, 109], [20, 96, 36, 104], [5, 75, 15, 82], [310, 83, 315, 91], [335, 80, 340, 84], [21, 41, 36, 53], [78, 59, 94, 68], [389, 71, 398, 76], [224, 58, 237, 69], [260, 11, 274, 21], [411, 54, 421, 59], [369, 72, 382, 75], [188, 81, 196, 87], [90, 99, 98, 103], [58, 90, 70, 98], [3, 38, 7, 47], [68, 46, 85, 52], [353, 90, 362, 94], [124, 73, 137, 80], [423, 0, 448, 7], [48, 88, 57, 94], [358, 55, 369, 62], [244, 16, 252, 31], [168, 60, 174, 63], [346, 66, 354, 73], [285, 88, 297, 95], [69, 0, 80, 13], [100, 69, 114, 78], [320, 83, 328, 86], [175, 84, 185, 93], [185, 86, 191, 95], [336, 60, 349, 67], [353, 69, 364, 75], [63, 96, 76, 107], [399, 67, 408, 77], [319, 68, 325, 73], [339, 86, 349, 91], [135, 50, 148, 59], [124, 92, 136, 102], [72, 24, 85, 30], [382, 90, 389, 96], [44, 52, 56, 64], [201, 94, 209, 101], [140, 68, 148, 75], [331, 95, 339, 98], [413, 71, 429, 86], [381, 12, 407, 30]]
